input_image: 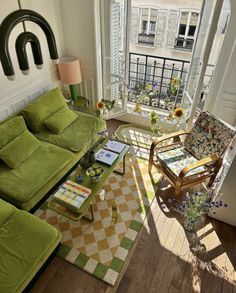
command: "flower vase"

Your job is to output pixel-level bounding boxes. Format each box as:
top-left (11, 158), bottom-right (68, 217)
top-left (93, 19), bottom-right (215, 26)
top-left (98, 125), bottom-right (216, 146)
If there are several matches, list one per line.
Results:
top-left (133, 102), bottom-right (141, 113)
top-left (186, 231), bottom-right (206, 255)
top-left (185, 215), bottom-right (206, 255)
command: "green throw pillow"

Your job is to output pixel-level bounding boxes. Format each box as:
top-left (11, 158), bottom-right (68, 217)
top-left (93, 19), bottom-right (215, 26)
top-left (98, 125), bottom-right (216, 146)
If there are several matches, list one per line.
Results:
top-left (0, 116), bottom-right (27, 149)
top-left (0, 130), bottom-right (40, 169)
top-left (22, 87), bottom-right (67, 133)
top-left (43, 107), bottom-right (78, 134)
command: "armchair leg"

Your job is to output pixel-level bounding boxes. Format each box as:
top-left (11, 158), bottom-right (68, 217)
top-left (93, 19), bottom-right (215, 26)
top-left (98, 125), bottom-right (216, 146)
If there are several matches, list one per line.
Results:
top-left (175, 186), bottom-right (182, 201)
top-left (148, 161), bottom-right (152, 173)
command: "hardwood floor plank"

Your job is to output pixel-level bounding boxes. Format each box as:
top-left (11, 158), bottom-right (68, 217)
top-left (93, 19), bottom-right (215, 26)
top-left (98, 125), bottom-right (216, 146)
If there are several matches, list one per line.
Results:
top-left (30, 257), bottom-right (63, 293)
top-left (169, 285), bottom-right (180, 293)
top-left (157, 225), bottom-right (187, 293)
top-left (148, 219), bottom-right (181, 293)
top-left (116, 201), bottom-right (167, 292)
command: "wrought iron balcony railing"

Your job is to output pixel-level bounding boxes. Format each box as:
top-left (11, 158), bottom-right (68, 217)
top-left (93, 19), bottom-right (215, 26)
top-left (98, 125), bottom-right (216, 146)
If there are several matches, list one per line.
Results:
top-left (128, 52), bottom-right (190, 110)
top-left (127, 52), bottom-right (215, 111)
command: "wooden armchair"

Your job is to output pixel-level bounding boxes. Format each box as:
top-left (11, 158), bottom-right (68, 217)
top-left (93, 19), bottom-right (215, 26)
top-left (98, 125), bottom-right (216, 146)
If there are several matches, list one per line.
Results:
top-left (149, 112), bottom-right (235, 200)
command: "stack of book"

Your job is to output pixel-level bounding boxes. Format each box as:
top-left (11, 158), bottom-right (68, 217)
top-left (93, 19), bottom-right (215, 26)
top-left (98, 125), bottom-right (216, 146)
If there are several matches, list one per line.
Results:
top-left (95, 139), bottom-right (127, 166)
top-left (52, 180), bottom-right (91, 212)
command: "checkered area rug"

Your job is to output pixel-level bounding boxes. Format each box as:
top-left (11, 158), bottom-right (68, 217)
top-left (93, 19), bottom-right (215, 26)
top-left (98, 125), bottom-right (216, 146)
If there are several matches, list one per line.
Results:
top-left (35, 155), bottom-right (160, 285)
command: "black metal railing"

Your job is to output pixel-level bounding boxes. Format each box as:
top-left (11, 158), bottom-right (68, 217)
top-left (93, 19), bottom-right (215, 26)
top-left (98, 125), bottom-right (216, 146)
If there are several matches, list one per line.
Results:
top-left (128, 52), bottom-right (190, 109)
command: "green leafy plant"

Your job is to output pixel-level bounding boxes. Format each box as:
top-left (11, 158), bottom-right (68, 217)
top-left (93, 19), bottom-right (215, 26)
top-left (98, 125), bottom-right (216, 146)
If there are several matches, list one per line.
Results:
top-left (169, 191), bottom-right (227, 233)
top-left (149, 110), bottom-right (161, 134)
top-left (95, 99), bottom-right (116, 118)
top-left (167, 78), bottom-right (182, 96)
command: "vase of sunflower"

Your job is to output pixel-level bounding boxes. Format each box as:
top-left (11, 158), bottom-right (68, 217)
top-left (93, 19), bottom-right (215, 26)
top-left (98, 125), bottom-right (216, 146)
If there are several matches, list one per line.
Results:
top-left (96, 99), bottom-right (116, 118)
top-left (173, 107), bottom-right (184, 130)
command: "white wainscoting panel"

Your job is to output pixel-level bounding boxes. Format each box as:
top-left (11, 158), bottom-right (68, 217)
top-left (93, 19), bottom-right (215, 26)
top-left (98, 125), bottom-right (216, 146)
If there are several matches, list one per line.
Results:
top-left (0, 68), bottom-right (60, 122)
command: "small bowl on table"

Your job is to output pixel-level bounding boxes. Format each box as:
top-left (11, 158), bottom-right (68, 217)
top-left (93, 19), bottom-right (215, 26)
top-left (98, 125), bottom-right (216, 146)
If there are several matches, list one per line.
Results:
top-left (86, 166), bottom-right (104, 182)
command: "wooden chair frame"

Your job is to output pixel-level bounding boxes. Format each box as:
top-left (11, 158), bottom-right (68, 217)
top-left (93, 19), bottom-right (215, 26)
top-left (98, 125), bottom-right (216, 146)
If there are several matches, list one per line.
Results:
top-left (148, 130), bottom-right (223, 200)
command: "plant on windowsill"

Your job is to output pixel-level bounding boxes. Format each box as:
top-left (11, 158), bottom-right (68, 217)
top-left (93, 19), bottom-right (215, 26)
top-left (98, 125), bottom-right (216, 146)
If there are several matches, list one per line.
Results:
top-left (149, 110), bottom-right (162, 136)
top-left (127, 82), bottom-right (159, 112)
top-left (95, 99), bottom-right (116, 119)
top-left (169, 191), bottom-right (228, 255)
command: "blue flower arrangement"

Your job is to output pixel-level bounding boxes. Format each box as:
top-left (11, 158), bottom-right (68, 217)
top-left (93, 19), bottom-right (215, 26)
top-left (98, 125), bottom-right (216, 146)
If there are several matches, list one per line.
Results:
top-left (169, 191), bottom-right (227, 233)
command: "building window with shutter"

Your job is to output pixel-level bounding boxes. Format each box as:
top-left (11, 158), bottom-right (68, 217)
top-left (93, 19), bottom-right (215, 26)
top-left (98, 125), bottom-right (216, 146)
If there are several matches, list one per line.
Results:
top-left (138, 8), bottom-right (158, 45)
top-left (175, 11), bottom-right (199, 51)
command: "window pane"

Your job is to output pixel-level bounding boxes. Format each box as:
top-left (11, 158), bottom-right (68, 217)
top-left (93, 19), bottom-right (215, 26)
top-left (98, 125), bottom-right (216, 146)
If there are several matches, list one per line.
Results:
top-left (179, 24), bottom-right (186, 35)
top-left (150, 9), bottom-right (157, 21)
top-left (190, 12), bottom-right (199, 25)
top-left (176, 38), bottom-right (184, 47)
top-left (188, 25), bottom-right (196, 36)
top-left (150, 21), bottom-right (156, 33)
top-left (180, 12), bottom-right (189, 24)
top-left (142, 8), bottom-right (149, 18)
top-left (186, 38), bottom-right (194, 49)
top-left (142, 20), bottom-right (148, 33)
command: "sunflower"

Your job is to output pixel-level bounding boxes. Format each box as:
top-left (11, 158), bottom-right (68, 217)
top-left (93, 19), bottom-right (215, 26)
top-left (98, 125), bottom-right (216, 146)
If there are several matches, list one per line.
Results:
top-left (96, 101), bottom-right (105, 110)
top-left (174, 107), bottom-right (184, 118)
top-left (172, 78), bottom-right (179, 85)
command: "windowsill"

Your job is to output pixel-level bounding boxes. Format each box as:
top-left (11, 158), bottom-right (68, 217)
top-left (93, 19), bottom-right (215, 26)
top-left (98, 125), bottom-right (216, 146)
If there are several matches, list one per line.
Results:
top-left (114, 101), bottom-right (186, 133)
top-left (174, 47), bottom-right (193, 52)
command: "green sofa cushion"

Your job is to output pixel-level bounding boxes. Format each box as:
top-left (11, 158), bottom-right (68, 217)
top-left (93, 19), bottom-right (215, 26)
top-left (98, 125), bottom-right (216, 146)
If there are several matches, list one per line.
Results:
top-left (0, 116), bottom-right (27, 149)
top-left (0, 141), bottom-right (74, 210)
top-left (44, 106), bottom-right (78, 134)
top-left (0, 131), bottom-right (40, 169)
top-left (0, 199), bottom-right (61, 293)
top-left (36, 111), bottom-right (106, 152)
top-left (22, 87), bottom-right (67, 133)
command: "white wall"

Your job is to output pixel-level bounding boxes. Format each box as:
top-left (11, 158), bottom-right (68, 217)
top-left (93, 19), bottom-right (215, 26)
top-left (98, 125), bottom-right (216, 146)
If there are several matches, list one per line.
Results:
top-left (59, 0), bottom-right (98, 110)
top-left (0, 0), bottom-right (65, 121)
top-left (205, 0), bottom-right (236, 126)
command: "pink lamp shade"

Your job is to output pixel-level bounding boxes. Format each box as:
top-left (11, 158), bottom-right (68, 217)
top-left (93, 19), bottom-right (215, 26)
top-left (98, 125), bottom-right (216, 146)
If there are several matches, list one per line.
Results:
top-left (58, 56), bottom-right (82, 85)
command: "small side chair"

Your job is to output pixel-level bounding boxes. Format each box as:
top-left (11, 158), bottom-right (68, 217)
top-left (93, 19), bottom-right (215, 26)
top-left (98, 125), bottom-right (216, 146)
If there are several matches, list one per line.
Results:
top-left (148, 111), bottom-right (235, 200)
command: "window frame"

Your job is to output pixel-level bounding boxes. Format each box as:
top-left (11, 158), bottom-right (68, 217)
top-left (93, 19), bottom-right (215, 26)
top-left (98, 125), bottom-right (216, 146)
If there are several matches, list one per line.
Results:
top-left (175, 10), bottom-right (200, 51)
top-left (138, 7), bottom-right (158, 45)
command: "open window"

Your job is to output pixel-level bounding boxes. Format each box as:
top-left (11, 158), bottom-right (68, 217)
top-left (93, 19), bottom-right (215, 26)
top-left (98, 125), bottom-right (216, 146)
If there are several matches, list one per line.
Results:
top-left (175, 11), bottom-right (199, 51)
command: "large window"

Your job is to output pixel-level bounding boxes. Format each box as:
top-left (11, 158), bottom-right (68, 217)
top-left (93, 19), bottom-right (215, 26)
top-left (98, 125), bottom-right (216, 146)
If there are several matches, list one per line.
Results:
top-left (175, 11), bottom-right (199, 51)
top-left (138, 8), bottom-right (157, 45)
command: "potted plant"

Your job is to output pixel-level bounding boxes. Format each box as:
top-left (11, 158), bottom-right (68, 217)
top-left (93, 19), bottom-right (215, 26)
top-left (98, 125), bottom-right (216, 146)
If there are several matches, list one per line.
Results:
top-left (169, 191), bottom-right (227, 255)
top-left (149, 110), bottom-right (161, 135)
top-left (95, 99), bottom-right (116, 118)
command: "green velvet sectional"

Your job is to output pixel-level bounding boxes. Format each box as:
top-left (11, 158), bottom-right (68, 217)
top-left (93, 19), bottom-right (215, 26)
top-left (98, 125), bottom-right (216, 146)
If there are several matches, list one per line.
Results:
top-left (0, 87), bottom-right (106, 292)
top-left (0, 87), bottom-right (106, 211)
top-left (0, 199), bottom-right (61, 293)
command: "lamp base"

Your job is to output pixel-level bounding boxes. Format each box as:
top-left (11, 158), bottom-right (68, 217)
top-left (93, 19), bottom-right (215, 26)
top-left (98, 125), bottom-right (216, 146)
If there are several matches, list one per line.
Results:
top-left (69, 84), bottom-right (78, 100)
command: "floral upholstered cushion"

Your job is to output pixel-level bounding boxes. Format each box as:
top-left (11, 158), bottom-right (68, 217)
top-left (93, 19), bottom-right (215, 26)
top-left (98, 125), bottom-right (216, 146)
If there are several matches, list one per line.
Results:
top-left (157, 147), bottom-right (206, 177)
top-left (185, 112), bottom-right (235, 159)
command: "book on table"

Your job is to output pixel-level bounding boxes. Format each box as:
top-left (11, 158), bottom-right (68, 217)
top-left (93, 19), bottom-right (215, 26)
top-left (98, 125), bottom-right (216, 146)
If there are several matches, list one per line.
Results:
top-left (52, 180), bottom-right (91, 212)
top-left (103, 139), bottom-right (127, 154)
top-left (95, 148), bottom-right (119, 166)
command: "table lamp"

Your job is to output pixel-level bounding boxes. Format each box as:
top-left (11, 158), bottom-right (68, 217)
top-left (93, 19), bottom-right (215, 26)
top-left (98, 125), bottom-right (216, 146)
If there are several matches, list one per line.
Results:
top-left (58, 56), bottom-right (82, 100)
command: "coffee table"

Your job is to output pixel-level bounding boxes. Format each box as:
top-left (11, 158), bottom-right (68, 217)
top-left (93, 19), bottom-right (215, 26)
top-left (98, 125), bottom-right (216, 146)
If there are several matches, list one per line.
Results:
top-left (48, 138), bottom-right (131, 221)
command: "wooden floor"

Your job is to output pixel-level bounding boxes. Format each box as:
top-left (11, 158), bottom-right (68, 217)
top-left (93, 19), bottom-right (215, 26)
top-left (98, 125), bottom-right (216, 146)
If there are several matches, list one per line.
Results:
top-left (31, 119), bottom-right (236, 293)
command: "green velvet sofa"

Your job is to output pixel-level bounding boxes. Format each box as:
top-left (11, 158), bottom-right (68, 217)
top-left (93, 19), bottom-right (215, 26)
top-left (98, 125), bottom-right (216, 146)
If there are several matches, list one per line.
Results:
top-left (0, 198), bottom-right (61, 293)
top-left (0, 87), bottom-right (106, 211)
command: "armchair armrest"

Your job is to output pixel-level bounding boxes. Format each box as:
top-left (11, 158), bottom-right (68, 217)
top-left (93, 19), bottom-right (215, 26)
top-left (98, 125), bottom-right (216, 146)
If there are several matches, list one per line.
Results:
top-left (178, 155), bottom-right (222, 180)
top-left (151, 130), bottom-right (189, 147)
top-left (149, 130), bottom-right (189, 170)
